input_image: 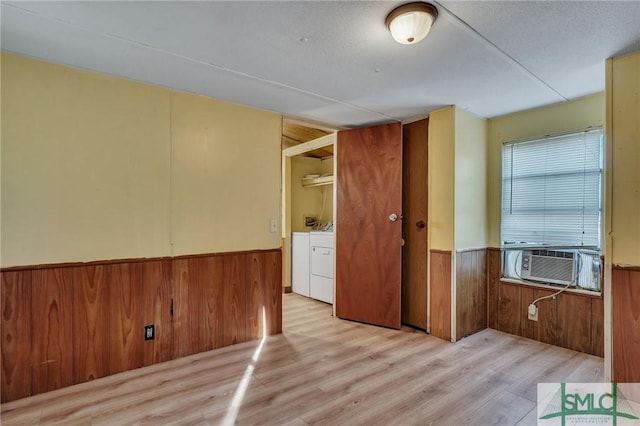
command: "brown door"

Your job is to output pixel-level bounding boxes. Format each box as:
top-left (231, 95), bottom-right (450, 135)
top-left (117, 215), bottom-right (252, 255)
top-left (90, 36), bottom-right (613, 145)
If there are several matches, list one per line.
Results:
top-left (401, 118), bottom-right (428, 329)
top-left (336, 122), bottom-right (402, 329)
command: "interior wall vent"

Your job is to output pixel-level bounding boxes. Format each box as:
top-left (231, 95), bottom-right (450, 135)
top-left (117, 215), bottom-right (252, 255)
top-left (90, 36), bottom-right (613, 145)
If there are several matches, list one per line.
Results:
top-left (520, 249), bottom-right (576, 285)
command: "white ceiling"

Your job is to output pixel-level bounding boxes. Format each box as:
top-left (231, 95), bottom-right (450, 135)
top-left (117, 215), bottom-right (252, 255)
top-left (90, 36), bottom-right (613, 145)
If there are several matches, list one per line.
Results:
top-left (2, 1), bottom-right (639, 128)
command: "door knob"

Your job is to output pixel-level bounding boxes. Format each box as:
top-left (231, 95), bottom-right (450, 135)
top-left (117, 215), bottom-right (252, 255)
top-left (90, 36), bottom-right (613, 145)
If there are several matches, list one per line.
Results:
top-left (416, 220), bottom-right (426, 229)
top-left (389, 213), bottom-right (398, 222)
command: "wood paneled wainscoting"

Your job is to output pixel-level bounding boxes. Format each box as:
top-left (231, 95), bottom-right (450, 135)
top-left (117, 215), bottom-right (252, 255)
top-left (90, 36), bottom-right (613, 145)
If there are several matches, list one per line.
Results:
top-left (486, 248), bottom-right (603, 357)
top-left (430, 249), bottom-right (489, 342)
top-left (456, 249), bottom-right (488, 340)
top-left (0, 249), bottom-right (282, 403)
top-left (429, 250), bottom-right (451, 341)
top-left (612, 265), bottom-right (640, 383)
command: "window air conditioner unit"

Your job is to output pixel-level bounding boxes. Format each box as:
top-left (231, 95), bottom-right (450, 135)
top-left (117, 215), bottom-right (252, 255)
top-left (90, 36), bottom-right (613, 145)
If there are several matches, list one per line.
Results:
top-left (521, 250), bottom-right (577, 286)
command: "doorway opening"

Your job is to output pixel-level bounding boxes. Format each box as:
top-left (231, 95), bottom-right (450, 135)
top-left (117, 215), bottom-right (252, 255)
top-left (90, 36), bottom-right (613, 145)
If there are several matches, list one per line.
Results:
top-left (281, 118), bottom-right (338, 326)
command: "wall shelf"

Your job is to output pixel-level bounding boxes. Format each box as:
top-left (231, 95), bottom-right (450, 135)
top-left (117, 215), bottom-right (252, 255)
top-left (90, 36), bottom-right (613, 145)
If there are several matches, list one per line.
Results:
top-left (302, 175), bottom-right (333, 187)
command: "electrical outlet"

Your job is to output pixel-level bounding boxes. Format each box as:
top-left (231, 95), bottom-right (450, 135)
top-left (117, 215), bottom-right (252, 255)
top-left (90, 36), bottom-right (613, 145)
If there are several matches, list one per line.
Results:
top-left (144, 324), bottom-right (155, 341)
top-left (270, 218), bottom-right (278, 233)
top-left (527, 304), bottom-right (538, 322)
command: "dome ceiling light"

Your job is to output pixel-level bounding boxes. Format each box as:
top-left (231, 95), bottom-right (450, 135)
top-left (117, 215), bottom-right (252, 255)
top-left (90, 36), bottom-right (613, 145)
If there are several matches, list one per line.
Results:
top-left (386, 2), bottom-right (438, 45)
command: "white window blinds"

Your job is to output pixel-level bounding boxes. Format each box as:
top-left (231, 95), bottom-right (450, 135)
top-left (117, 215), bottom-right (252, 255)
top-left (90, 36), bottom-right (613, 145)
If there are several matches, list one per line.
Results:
top-left (501, 129), bottom-right (603, 248)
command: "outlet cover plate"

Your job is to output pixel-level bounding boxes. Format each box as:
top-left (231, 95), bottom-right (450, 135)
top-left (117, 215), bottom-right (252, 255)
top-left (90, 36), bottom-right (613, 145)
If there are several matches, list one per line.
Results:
top-left (527, 306), bottom-right (538, 322)
top-left (144, 324), bottom-right (155, 341)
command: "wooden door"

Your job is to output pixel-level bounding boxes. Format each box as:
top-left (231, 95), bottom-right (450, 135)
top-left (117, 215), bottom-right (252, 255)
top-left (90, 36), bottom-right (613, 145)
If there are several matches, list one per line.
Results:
top-left (336, 122), bottom-right (402, 329)
top-left (401, 118), bottom-right (428, 329)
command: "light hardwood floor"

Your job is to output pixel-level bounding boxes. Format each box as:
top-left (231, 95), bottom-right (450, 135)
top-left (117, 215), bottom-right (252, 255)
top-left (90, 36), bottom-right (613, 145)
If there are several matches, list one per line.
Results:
top-left (1, 293), bottom-right (604, 425)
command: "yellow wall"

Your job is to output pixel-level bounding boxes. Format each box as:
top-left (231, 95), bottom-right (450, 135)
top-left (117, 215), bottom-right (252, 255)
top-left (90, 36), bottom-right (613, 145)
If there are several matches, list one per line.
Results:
top-left (1, 53), bottom-right (172, 265)
top-left (454, 108), bottom-right (488, 249)
top-left (1, 53), bottom-right (281, 267)
top-left (486, 94), bottom-right (605, 247)
top-left (428, 106), bottom-right (455, 251)
top-left (428, 106), bottom-right (488, 251)
top-left (606, 52), bottom-right (640, 266)
top-left (170, 92), bottom-right (281, 255)
top-left (320, 157), bottom-right (334, 224)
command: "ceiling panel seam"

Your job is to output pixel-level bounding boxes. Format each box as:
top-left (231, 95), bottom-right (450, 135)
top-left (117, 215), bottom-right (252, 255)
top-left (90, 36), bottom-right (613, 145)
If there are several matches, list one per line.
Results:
top-left (2, 2), bottom-right (402, 124)
top-left (434, 1), bottom-right (568, 103)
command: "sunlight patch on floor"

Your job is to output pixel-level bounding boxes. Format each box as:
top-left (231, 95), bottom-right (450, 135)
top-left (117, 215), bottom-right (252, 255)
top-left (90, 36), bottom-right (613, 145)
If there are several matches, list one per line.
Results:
top-left (221, 306), bottom-right (267, 426)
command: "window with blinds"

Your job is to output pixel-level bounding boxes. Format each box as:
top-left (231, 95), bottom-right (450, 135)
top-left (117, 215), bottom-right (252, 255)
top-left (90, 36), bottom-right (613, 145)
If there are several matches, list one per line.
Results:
top-left (501, 128), bottom-right (603, 248)
top-left (500, 128), bottom-right (603, 291)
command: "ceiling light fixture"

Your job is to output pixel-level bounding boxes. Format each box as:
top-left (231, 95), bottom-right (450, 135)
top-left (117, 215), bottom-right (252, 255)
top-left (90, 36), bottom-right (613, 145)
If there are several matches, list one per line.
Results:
top-left (386, 2), bottom-right (438, 45)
